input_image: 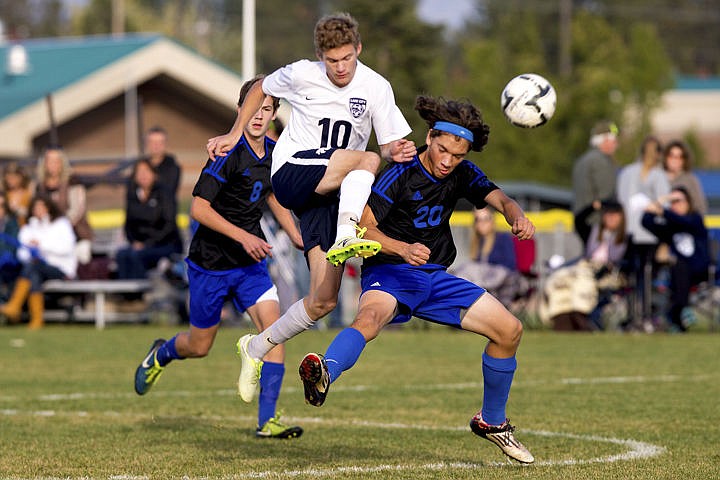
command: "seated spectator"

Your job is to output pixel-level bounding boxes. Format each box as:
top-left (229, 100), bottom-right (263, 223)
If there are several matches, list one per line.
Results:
top-left (454, 207), bottom-right (523, 307)
top-left (616, 135), bottom-right (670, 330)
top-left (35, 146), bottom-right (94, 264)
top-left (642, 187), bottom-right (710, 332)
top-left (575, 200), bottom-right (629, 329)
top-left (0, 195), bottom-right (77, 329)
top-left (576, 200), bottom-right (628, 273)
top-left (116, 159), bottom-right (182, 280)
top-left (2, 162), bottom-right (33, 226)
top-left (0, 195), bottom-right (21, 303)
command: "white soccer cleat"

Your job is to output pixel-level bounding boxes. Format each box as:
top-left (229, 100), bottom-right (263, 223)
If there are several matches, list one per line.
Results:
top-left (235, 334), bottom-right (263, 403)
top-left (469, 412), bottom-right (535, 464)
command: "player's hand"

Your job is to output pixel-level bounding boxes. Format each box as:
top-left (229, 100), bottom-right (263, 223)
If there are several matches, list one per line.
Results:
top-left (402, 242), bottom-right (430, 266)
top-left (238, 232), bottom-right (273, 262)
top-left (290, 232), bottom-right (304, 251)
top-left (511, 217), bottom-right (535, 240)
top-left (390, 139), bottom-right (417, 163)
top-left (206, 133), bottom-right (239, 159)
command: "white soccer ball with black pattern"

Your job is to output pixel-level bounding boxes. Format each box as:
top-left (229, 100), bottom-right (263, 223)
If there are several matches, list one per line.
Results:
top-left (501, 73), bottom-right (557, 128)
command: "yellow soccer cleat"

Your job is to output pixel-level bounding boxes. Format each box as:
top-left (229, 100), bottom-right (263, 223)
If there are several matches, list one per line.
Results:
top-left (326, 226), bottom-right (381, 266)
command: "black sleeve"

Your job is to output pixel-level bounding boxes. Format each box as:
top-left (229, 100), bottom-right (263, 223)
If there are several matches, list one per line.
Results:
top-left (192, 157), bottom-right (229, 203)
top-left (641, 211), bottom-right (669, 242)
top-left (463, 162), bottom-right (499, 209)
top-left (369, 163), bottom-right (404, 224)
top-left (166, 156), bottom-right (181, 196)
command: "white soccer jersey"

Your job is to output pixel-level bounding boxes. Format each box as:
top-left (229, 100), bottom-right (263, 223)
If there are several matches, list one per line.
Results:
top-left (262, 59), bottom-right (411, 176)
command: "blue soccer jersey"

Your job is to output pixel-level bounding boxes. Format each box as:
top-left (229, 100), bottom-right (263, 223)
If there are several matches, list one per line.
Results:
top-left (367, 150), bottom-right (498, 267)
top-left (188, 135), bottom-right (275, 270)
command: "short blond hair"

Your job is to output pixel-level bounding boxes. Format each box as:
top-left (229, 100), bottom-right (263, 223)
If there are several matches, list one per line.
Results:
top-left (314, 12), bottom-right (360, 57)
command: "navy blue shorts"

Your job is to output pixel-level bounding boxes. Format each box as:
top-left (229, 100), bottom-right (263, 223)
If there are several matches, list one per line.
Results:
top-left (272, 149), bottom-right (340, 254)
top-left (360, 263), bottom-right (487, 327)
top-left (271, 148), bottom-right (336, 211)
top-left (186, 258), bottom-right (276, 329)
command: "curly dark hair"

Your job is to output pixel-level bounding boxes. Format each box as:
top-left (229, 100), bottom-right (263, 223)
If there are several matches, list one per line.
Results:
top-left (414, 95), bottom-right (490, 152)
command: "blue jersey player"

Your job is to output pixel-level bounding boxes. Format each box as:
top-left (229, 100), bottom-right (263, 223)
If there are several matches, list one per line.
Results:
top-left (298, 96), bottom-right (536, 463)
top-left (134, 76), bottom-right (305, 439)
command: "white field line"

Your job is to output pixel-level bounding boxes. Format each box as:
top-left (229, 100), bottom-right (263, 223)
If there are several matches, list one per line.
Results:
top-left (0, 410), bottom-right (666, 477)
top-left (0, 373), bottom-right (712, 403)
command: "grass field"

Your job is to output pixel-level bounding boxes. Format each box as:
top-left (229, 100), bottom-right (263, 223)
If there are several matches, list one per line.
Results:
top-left (1, 323), bottom-right (719, 479)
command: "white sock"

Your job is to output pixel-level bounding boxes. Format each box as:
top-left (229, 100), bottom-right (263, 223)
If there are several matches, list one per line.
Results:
top-left (335, 169), bottom-right (375, 241)
top-left (247, 299), bottom-right (314, 359)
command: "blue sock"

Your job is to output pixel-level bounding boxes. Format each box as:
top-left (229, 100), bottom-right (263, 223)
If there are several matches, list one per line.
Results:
top-left (155, 335), bottom-right (184, 367)
top-left (324, 328), bottom-right (366, 384)
top-left (481, 352), bottom-right (517, 425)
top-left (258, 361), bottom-right (285, 428)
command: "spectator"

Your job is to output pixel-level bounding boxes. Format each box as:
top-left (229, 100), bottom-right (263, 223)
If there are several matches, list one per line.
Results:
top-left (2, 162), bottom-right (33, 226)
top-left (0, 196), bottom-right (21, 303)
top-left (116, 159), bottom-right (182, 280)
top-left (663, 140), bottom-right (708, 216)
top-left (143, 126), bottom-right (181, 207)
top-left (616, 136), bottom-right (671, 330)
top-left (454, 207), bottom-right (523, 307)
top-left (571, 121), bottom-right (619, 244)
top-left (580, 200), bottom-right (628, 270)
top-left (35, 146), bottom-right (94, 264)
top-left (0, 195), bottom-right (77, 329)
top-left (642, 187), bottom-right (709, 332)
top-left (575, 200), bottom-right (629, 329)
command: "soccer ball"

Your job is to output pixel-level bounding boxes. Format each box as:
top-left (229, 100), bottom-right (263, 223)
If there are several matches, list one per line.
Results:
top-left (501, 73), bottom-right (557, 128)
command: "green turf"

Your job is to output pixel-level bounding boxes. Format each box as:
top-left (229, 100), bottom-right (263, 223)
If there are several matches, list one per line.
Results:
top-left (1, 324), bottom-right (718, 479)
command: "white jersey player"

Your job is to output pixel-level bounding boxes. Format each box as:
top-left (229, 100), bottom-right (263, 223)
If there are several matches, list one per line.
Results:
top-left (264, 58), bottom-right (410, 176)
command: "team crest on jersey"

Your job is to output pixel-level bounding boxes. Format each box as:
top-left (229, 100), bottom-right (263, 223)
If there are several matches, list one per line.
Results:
top-left (349, 97), bottom-right (367, 118)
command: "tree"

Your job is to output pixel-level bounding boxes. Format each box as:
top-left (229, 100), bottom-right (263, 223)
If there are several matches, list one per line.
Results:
top-left (588, 0), bottom-right (720, 76)
top-left (447, 1), bottom-right (673, 185)
top-left (0, 0), bottom-right (68, 38)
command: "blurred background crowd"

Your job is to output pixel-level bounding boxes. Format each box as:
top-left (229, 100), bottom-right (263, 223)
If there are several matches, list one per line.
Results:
top-left (1, 0), bottom-right (720, 332)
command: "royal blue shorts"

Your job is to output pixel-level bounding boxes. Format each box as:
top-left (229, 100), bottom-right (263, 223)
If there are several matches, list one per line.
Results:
top-left (360, 263), bottom-right (487, 327)
top-left (186, 258), bottom-right (275, 329)
top-left (272, 148), bottom-right (340, 254)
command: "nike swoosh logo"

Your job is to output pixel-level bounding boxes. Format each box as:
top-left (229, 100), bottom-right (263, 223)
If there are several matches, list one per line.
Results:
top-left (305, 96), bottom-right (312, 100)
top-left (141, 353), bottom-right (154, 368)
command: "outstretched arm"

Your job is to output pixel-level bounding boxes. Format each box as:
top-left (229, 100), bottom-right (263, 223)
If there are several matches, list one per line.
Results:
top-left (484, 189), bottom-right (535, 240)
top-left (206, 81), bottom-right (266, 158)
top-left (266, 193), bottom-right (303, 250)
top-left (359, 205), bottom-right (430, 266)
